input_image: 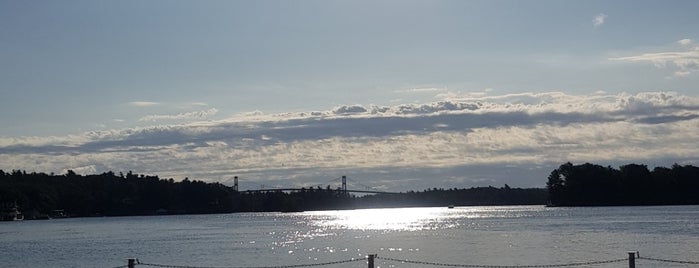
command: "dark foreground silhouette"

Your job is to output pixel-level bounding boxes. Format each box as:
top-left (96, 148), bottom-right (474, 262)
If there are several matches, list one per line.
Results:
top-left (547, 163), bottom-right (699, 206)
top-left (0, 170), bottom-right (546, 218)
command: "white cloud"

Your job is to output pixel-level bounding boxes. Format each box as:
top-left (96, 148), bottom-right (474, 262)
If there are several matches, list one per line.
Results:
top-left (592, 13), bottom-right (607, 28)
top-left (138, 108), bottom-right (219, 122)
top-left (128, 101), bottom-right (160, 107)
top-left (674, 70), bottom-right (691, 77)
top-left (394, 87), bottom-right (448, 93)
top-left (2, 92), bottom-right (698, 190)
top-left (62, 165), bottom-right (97, 175)
top-left (678, 38), bottom-right (693, 46)
top-left (610, 41), bottom-right (699, 77)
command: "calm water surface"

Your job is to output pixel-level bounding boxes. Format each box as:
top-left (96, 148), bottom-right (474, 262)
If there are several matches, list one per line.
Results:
top-left (1, 206), bottom-right (698, 268)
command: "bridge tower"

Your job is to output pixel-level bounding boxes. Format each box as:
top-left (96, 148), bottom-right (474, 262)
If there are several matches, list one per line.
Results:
top-left (233, 176), bottom-right (239, 192)
top-left (341, 175), bottom-right (347, 194)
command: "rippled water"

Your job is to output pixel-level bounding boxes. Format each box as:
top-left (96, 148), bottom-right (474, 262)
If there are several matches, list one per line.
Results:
top-left (1, 205), bottom-right (698, 268)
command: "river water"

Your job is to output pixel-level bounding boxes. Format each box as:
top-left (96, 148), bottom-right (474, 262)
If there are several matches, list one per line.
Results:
top-left (1, 205), bottom-right (698, 268)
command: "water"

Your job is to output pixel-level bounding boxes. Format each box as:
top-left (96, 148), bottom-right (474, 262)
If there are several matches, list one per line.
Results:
top-left (1, 206), bottom-right (698, 268)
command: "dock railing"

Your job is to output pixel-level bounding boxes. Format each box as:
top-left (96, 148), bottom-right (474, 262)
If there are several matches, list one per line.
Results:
top-left (113, 251), bottom-right (699, 268)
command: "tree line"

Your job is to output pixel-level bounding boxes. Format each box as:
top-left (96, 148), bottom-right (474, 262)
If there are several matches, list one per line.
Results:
top-left (0, 170), bottom-right (546, 219)
top-left (0, 170), bottom-right (234, 219)
top-left (5, 161), bottom-right (693, 218)
top-left (547, 162), bottom-right (699, 206)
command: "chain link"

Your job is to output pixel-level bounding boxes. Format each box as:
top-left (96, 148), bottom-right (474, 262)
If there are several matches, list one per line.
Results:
top-left (376, 256), bottom-right (628, 268)
top-left (120, 254), bottom-right (699, 268)
top-left (137, 258), bottom-right (365, 268)
top-left (638, 256), bottom-right (699, 265)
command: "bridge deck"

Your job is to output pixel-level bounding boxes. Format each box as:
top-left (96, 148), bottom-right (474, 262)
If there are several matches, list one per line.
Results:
top-left (242, 188), bottom-right (399, 194)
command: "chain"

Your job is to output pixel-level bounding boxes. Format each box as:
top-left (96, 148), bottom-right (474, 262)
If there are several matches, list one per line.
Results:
top-left (638, 256), bottom-right (699, 265)
top-left (376, 256), bottom-right (628, 268)
top-left (137, 258), bottom-right (364, 268)
top-left (123, 254), bottom-right (699, 268)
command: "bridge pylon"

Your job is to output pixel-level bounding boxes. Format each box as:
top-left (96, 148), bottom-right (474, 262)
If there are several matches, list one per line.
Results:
top-left (341, 175), bottom-right (347, 195)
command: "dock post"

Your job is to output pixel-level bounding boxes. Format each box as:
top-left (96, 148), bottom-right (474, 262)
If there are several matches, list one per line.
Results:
top-left (128, 258), bottom-right (137, 268)
top-left (628, 252), bottom-right (635, 268)
top-left (368, 254), bottom-right (376, 268)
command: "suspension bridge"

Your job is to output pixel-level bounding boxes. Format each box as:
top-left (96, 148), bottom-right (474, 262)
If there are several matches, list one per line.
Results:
top-left (232, 175), bottom-right (400, 195)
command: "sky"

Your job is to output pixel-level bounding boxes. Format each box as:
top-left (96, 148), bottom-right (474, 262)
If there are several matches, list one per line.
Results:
top-left (1, 0), bottom-right (698, 191)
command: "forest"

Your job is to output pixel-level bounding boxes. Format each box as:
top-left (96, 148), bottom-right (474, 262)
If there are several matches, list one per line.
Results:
top-left (0, 170), bottom-right (546, 219)
top-left (547, 162), bottom-right (699, 206)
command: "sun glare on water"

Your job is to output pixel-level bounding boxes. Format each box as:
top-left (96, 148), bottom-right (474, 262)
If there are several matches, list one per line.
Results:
top-left (303, 207), bottom-right (466, 231)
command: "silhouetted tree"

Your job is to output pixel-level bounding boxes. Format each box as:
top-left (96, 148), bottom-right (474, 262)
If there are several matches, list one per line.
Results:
top-left (547, 162), bottom-right (699, 206)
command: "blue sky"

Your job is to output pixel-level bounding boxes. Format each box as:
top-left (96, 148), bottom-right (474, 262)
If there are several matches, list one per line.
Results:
top-left (1, 1), bottom-right (698, 191)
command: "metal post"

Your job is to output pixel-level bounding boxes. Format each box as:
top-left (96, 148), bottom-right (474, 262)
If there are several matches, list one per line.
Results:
top-left (128, 258), bottom-right (137, 268)
top-left (628, 252), bottom-right (636, 268)
top-left (234, 176), bottom-right (239, 192)
top-left (368, 254), bottom-right (376, 268)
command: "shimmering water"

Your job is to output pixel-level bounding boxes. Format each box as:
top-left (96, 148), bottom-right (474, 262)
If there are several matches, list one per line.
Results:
top-left (1, 206), bottom-right (698, 268)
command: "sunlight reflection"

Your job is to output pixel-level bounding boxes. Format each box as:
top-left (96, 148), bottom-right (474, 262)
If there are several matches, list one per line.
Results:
top-left (303, 207), bottom-right (461, 231)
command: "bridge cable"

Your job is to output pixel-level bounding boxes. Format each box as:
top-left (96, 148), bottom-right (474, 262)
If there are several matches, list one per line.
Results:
top-left (345, 177), bottom-right (380, 191)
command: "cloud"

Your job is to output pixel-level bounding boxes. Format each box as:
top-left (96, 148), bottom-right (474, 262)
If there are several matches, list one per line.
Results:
top-left (592, 13), bottom-right (607, 28)
top-left (62, 165), bottom-right (97, 175)
top-left (138, 108), bottom-right (219, 122)
top-left (2, 92), bottom-right (698, 191)
top-left (610, 40), bottom-right (699, 77)
top-left (678, 38), bottom-right (693, 46)
top-left (332, 105), bottom-right (368, 115)
top-left (394, 87), bottom-right (448, 93)
top-left (128, 101), bottom-right (160, 107)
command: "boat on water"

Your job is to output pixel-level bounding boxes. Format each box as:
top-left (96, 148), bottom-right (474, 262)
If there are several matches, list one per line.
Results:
top-left (1, 202), bottom-right (24, 221)
top-left (49, 209), bottom-right (68, 218)
top-left (448, 205), bottom-right (455, 209)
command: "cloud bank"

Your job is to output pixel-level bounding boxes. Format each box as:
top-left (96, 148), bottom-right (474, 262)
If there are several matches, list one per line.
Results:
top-left (2, 91), bottom-right (698, 191)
